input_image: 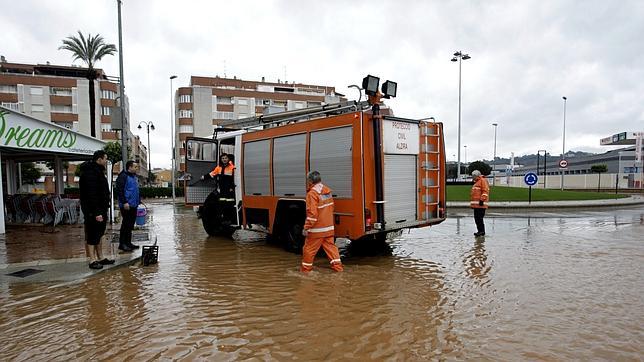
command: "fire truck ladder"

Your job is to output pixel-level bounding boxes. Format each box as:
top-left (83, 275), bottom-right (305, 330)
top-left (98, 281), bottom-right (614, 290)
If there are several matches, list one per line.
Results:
top-left (216, 100), bottom-right (371, 130)
top-left (420, 121), bottom-right (443, 220)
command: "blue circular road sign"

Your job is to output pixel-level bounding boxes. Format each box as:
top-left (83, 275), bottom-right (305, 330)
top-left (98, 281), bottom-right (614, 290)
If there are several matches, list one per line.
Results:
top-left (524, 172), bottom-right (538, 186)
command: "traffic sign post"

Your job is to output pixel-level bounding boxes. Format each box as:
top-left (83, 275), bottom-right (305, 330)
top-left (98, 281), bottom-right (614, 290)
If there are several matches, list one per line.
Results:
top-left (524, 172), bottom-right (539, 204)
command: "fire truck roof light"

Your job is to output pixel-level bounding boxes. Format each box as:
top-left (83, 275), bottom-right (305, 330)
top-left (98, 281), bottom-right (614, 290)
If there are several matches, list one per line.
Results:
top-left (362, 75), bottom-right (380, 96)
top-left (382, 80), bottom-right (397, 99)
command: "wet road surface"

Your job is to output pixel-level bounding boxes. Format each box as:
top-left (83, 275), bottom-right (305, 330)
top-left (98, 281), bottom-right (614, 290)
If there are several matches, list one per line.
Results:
top-left (1, 204), bottom-right (642, 360)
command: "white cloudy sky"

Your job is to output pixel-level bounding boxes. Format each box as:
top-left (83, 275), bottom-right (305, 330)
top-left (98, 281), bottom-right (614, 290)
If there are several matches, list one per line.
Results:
top-left (3, 0), bottom-right (643, 168)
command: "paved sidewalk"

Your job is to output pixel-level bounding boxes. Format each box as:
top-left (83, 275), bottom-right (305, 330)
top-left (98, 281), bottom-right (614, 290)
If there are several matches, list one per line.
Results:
top-left (447, 195), bottom-right (644, 209)
top-left (0, 223), bottom-right (153, 284)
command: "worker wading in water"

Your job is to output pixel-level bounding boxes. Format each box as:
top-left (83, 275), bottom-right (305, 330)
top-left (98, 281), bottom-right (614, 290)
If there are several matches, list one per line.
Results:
top-left (301, 171), bottom-right (343, 272)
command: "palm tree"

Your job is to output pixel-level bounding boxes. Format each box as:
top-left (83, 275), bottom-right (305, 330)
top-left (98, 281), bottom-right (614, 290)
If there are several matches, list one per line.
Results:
top-left (59, 31), bottom-right (117, 138)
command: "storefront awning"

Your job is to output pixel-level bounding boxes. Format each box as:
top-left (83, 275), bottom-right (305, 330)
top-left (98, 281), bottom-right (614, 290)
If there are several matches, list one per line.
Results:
top-left (0, 106), bottom-right (106, 159)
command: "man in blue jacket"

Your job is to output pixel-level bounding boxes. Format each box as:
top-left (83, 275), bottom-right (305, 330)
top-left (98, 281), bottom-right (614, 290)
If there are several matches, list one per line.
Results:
top-left (115, 160), bottom-right (141, 252)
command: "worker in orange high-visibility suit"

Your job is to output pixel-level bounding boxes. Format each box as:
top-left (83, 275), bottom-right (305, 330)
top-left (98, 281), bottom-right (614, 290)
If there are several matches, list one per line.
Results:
top-left (470, 169), bottom-right (490, 237)
top-left (301, 171), bottom-right (343, 272)
top-left (201, 153), bottom-right (235, 198)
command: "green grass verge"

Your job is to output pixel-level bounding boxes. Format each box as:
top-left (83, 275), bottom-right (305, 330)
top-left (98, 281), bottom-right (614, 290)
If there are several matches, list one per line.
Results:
top-left (446, 185), bottom-right (629, 202)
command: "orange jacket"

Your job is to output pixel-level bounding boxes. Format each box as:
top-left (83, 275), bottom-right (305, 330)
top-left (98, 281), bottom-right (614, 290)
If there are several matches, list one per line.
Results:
top-left (209, 161), bottom-right (235, 178)
top-left (470, 176), bottom-right (490, 209)
top-left (304, 183), bottom-right (335, 238)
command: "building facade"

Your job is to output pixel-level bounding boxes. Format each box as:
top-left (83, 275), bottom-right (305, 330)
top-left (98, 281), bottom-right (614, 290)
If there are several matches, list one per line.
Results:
top-left (174, 76), bottom-right (344, 172)
top-left (0, 60), bottom-right (145, 176)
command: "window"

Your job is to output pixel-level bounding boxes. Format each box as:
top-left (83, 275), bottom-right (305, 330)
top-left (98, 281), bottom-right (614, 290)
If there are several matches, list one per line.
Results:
top-left (30, 87), bottom-right (44, 96)
top-left (179, 109), bottom-right (193, 118)
top-left (1, 102), bottom-right (20, 111)
top-left (101, 89), bottom-right (116, 99)
top-left (101, 106), bottom-right (111, 116)
top-left (179, 125), bottom-right (194, 133)
top-left (186, 140), bottom-right (216, 161)
top-left (101, 124), bottom-right (113, 132)
top-left (0, 85), bottom-right (18, 94)
top-left (52, 87), bottom-right (73, 96)
top-left (51, 105), bottom-right (73, 113)
top-left (215, 111), bottom-right (234, 120)
top-left (218, 96), bottom-right (232, 104)
top-left (31, 104), bottom-right (44, 112)
top-left (179, 94), bottom-right (192, 103)
top-left (236, 98), bottom-right (248, 105)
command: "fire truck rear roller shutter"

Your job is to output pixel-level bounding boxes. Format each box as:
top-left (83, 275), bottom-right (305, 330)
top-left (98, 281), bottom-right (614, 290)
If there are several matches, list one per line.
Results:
top-left (309, 126), bottom-right (353, 198)
top-left (384, 154), bottom-right (418, 224)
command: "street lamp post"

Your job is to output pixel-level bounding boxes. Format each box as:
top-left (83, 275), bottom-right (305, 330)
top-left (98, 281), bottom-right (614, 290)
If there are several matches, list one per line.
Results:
top-left (617, 151), bottom-right (623, 193)
top-left (451, 50), bottom-right (471, 180)
top-left (492, 122), bottom-right (498, 186)
top-left (561, 96), bottom-right (567, 190)
top-left (170, 75), bottom-right (177, 202)
top-left (138, 121), bottom-right (155, 184)
top-left (537, 149), bottom-right (547, 188)
top-left (464, 145), bottom-right (468, 164)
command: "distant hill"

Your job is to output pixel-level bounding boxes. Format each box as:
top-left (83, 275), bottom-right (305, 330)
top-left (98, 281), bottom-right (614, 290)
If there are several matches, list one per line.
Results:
top-left (483, 150), bottom-right (596, 166)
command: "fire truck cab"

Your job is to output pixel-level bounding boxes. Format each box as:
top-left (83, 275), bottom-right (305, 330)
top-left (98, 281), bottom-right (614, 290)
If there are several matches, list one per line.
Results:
top-left (185, 78), bottom-right (446, 251)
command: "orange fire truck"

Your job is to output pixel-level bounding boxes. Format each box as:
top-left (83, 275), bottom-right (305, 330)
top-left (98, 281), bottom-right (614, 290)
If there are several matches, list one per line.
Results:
top-left (184, 76), bottom-right (446, 251)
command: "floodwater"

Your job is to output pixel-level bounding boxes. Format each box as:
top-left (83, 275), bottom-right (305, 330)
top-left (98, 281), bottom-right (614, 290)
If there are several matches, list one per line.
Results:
top-left (1, 204), bottom-right (643, 360)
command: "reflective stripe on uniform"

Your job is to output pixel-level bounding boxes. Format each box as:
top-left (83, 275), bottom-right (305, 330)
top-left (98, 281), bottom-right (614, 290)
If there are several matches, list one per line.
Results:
top-left (306, 217), bottom-right (317, 221)
top-left (330, 259), bottom-right (341, 264)
top-left (470, 201), bottom-right (489, 205)
top-left (308, 225), bottom-right (334, 233)
top-left (317, 203), bottom-right (333, 209)
top-left (301, 262), bottom-right (313, 266)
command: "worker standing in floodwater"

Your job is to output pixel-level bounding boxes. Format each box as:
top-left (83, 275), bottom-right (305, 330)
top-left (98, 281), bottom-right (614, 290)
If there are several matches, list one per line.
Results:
top-left (301, 171), bottom-right (343, 272)
top-left (470, 169), bottom-right (490, 236)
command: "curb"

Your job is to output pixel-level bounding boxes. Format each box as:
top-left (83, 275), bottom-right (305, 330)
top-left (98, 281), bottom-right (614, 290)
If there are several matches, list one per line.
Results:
top-left (446, 195), bottom-right (644, 209)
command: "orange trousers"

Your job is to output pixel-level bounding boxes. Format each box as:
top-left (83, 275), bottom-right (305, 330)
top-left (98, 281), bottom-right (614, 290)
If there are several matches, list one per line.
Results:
top-left (300, 236), bottom-right (343, 272)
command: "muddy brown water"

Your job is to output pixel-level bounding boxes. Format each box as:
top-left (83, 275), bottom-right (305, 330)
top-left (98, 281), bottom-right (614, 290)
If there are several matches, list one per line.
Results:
top-left (1, 204), bottom-right (642, 360)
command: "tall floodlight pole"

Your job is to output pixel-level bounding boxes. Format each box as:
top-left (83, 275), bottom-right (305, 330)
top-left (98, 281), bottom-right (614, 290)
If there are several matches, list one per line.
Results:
top-left (451, 51), bottom-right (471, 179)
top-left (117, 0), bottom-right (127, 167)
top-left (561, 96), bottom-right (567, 190)
top-left (170, 75), bottom-right (177, 202)
top-left (492, 123), bottom-right (498, 186)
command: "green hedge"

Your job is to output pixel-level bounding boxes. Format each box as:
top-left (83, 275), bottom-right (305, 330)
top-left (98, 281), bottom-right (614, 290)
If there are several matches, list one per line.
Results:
top-left (64, 187), bottom-right (184, 198)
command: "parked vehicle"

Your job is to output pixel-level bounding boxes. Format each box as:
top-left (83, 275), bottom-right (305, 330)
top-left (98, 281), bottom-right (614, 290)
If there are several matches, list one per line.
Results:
top-left (185, 77), bottom-right (446, 251)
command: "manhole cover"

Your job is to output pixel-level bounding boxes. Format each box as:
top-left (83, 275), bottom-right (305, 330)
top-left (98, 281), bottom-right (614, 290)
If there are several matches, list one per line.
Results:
top-left (7, 268), bottom-right (44, 278)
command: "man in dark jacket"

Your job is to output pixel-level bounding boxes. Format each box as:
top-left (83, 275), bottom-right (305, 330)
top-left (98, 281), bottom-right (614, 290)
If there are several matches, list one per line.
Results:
top-left (79, 150), bottom-right (114, 270)
top-left (115, 160), bottom-right (141, 252)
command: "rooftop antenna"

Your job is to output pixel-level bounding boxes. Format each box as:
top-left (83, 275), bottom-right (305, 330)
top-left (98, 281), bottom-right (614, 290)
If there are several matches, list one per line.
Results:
top-left (224, 60), bottom-right (227, 78)
top-left (284, 65), bottom-right (287, 83)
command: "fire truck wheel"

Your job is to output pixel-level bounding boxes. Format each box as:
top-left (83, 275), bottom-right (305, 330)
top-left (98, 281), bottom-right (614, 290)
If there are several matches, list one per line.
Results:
top-left (200, 192), bottom-right (234, 237)
top-left (283, 223), bottom-right (304, 254)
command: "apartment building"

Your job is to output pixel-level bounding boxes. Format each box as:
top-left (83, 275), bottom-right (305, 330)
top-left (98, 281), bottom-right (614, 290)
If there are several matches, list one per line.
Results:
top-left (0, 59), bottom-right (145, 176)
top-left (175, 76), bottom-right (344, 172)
